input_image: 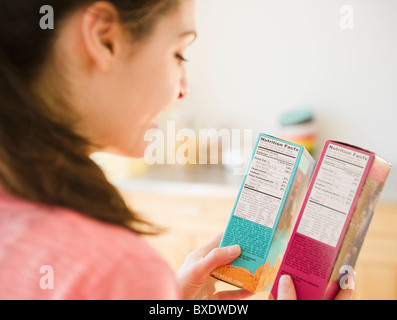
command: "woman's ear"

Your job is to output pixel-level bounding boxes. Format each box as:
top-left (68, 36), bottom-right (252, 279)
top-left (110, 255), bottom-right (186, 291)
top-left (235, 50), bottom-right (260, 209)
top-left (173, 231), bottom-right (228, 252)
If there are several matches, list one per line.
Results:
top-left (81, 1), bottom-right (122, 73)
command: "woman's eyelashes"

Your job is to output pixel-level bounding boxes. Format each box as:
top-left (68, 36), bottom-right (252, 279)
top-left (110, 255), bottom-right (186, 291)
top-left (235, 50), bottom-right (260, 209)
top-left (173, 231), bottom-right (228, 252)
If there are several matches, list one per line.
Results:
top-left (175, 53), bottom-right (188, 63)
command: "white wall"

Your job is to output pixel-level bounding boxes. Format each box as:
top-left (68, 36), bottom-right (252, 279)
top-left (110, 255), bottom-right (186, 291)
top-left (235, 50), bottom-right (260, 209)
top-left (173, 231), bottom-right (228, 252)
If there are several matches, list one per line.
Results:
top-left (175, 0), bottom-right (397, 198)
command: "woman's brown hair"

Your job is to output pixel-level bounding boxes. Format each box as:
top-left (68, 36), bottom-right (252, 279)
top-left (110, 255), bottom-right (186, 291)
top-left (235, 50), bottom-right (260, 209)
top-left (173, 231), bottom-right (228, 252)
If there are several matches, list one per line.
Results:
top-left (0, 0), bottom-right (180, 233)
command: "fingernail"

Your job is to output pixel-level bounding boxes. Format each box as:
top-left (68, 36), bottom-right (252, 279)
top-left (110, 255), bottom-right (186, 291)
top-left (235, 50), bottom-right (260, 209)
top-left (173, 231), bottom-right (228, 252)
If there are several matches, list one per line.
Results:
top-left (279, 275), bottom-right (293, 290)
top-left (228, 245), bottom-right (241, 257)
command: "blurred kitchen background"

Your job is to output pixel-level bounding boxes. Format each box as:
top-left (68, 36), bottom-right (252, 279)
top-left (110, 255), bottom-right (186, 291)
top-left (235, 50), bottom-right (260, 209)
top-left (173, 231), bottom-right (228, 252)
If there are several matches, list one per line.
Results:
top-left (92, 0), bottom-right (397, 299)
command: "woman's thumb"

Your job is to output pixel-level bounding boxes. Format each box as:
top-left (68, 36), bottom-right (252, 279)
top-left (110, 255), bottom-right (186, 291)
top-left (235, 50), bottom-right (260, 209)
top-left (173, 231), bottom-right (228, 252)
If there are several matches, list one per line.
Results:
top-left (277, 275), bottom-right (297, 300)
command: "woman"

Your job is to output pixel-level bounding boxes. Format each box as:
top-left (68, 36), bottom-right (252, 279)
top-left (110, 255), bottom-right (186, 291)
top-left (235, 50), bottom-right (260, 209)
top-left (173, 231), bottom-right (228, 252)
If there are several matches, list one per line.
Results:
top-left (0, 0), bottom-right (352, 300)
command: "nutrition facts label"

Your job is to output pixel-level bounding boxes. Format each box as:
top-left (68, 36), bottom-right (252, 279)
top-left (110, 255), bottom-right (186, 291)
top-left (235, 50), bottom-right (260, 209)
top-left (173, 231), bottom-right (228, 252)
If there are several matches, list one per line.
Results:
top-left (234, 136), bottom-right (300, 229)
top-left (297, 143), bottom-right (370, 247)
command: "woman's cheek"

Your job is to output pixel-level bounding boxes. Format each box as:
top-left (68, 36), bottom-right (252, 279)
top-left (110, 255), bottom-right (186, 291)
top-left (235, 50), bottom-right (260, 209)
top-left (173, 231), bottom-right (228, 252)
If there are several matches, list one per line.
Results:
top-left (163, 67), bottom-right (183, 105)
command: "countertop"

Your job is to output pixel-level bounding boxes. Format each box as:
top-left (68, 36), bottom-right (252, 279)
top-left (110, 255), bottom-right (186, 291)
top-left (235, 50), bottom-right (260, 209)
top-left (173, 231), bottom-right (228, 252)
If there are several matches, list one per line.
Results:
top-left (115, 164), bottom-right (396, 205)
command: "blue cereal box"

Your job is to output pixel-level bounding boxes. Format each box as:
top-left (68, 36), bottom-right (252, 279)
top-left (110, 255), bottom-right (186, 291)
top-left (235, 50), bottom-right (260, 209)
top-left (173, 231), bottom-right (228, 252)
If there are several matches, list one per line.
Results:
top-left (211, 134), bottom-right (315, 292)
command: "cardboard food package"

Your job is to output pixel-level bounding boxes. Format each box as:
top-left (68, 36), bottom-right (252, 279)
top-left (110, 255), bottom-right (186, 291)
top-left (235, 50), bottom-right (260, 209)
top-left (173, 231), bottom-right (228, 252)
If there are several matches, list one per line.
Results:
top-left (270, 141), bottom-right (391, 300)
top-left (211, 134), bottom-right (315, 292)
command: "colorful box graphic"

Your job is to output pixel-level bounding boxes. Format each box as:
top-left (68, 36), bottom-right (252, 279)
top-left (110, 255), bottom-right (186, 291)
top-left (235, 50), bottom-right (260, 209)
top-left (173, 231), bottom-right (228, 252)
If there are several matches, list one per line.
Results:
top-left (211, 134), bottom-right (315, 292)
top-left (270, 141), bottom-right (392, 300)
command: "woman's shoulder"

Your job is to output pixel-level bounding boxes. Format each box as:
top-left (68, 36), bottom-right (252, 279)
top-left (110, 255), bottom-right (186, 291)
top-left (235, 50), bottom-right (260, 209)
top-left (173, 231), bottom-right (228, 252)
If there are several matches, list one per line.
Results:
top-left (57, 209), bottom-right (181, 299)
top-left (0, 191), bottom-right (181, 299)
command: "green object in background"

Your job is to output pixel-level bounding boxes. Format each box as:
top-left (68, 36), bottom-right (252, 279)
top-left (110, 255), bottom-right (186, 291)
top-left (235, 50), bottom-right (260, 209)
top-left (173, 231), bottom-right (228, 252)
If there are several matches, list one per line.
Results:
top-left (279, 107), bottom-right (317, 156)
top-left (280, 108), bottom-right (314, 126)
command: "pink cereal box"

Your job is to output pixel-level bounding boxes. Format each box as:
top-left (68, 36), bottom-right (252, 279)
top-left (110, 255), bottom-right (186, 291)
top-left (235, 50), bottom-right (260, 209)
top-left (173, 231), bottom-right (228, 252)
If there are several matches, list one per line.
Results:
top-left (270, 141), bottom-right (392, 300)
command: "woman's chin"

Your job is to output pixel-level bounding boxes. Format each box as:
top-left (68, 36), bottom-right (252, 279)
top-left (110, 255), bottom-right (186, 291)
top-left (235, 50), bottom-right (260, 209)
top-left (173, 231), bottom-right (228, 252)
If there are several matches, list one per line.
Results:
top-left (96, 141), bottom-right (147, 159)
top-left (92, 123), bottom-right (160, 159)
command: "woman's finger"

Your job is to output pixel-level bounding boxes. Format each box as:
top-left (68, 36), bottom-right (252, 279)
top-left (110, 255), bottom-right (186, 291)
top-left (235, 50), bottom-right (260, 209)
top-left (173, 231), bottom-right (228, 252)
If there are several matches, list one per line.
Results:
top-left (192, 245), bottom-right (241, 283)
top-left (214, 289), bottom-right (255, 300)
top-left (189, 233), bottom-right (223, 261)
top-left (334, 288), bottom-right (354, 300)
top-left (277, 275), bottom-right (297, 300)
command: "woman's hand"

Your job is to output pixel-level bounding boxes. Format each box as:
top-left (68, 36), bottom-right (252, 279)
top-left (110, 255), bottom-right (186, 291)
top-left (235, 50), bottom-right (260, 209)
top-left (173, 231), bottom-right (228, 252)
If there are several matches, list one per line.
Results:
top-left (176, 233), bottom-right (255, 300)
top-left (176, 233), bottom-right (354, 300)
top-left (277, 274), bottom-right (355, 300)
